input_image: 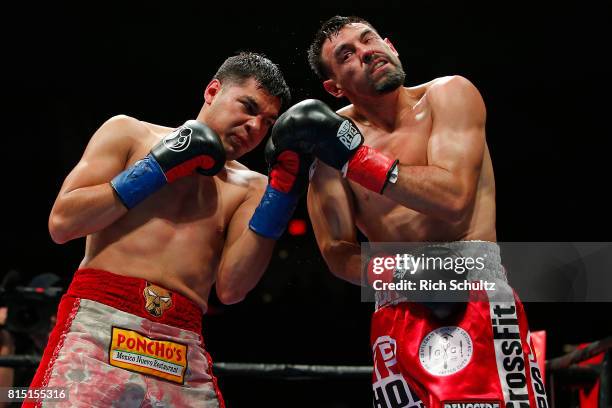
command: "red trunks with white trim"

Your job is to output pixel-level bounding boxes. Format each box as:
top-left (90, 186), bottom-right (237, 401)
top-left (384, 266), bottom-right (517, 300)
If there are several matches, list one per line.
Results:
top-left (371, 242), bottom-right (549, 408)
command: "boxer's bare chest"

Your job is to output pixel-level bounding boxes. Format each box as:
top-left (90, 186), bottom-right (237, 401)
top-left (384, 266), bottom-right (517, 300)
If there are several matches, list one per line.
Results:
top-left (121, 131), bottom-right (245, 234)
top-left (360, 102), bottom-right (432, 165)
top-left (347, 96), bottom-right (441, 241)
top-left (351, 97), bottom-right (432, 196)
top-left (89, 129), bottom-right (250, 270)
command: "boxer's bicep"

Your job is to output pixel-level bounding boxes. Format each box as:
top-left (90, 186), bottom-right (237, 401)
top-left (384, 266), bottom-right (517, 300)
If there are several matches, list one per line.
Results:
top-left (58, 115), bottom-right (142, 196)
top-left (49, 116), bottom-right (144, 242)
top-left (427, 76), bottom-right (486, 201)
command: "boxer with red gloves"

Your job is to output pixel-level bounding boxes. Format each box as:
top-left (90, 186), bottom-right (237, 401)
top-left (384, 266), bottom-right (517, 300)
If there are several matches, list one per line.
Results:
top-left (305, 16), bottom-right (548, 407)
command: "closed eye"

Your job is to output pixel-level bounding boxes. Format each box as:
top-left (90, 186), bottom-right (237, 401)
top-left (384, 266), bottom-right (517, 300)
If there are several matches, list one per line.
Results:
top-left (241, 100), bottom-right (257, 115)
top-left (360, 29), bottom-right (378, 44)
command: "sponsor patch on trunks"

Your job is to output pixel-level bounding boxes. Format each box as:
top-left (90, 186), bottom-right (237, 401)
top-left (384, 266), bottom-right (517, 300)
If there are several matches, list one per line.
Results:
top-left (419, 326), bottom-right (473, 376)
top-left (109, 327), bottom-right (187, 384)
top-left (443, 402), bottom-right (501, 408)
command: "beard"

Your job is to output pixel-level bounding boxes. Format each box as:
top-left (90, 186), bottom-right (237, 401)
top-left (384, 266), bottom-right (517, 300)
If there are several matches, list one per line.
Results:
top-left (370, 55), bottom-right (406, 94)
top-left (374, 68), bottom-right (406, 93)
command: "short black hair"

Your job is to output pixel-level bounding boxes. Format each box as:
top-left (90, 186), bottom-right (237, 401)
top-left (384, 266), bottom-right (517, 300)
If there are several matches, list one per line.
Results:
top-left (307, 16), bottom-right (377, 80)
top-left (214, 52), bottom-right (291, 111)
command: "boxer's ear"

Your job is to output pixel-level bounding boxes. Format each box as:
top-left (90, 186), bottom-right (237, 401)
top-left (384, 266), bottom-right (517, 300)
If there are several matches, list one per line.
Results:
top-left (204, 79), bottom-right (222, 104)
top-left (384, 38), bottom-right (399, 57)
top-left (323, 79), bottom-right (344, 98)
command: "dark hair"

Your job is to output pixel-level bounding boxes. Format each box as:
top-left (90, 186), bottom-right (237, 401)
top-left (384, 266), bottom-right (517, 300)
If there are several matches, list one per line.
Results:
top-left (214, 52), bottom-right (291, 111)
top-left (307, 16), bottom-right (377, 80)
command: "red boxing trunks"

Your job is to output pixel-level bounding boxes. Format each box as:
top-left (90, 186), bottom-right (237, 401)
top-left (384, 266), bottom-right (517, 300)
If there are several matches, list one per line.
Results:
top-left (25, 269), bottom-right (224, 408)
top-left (371, 242), bottom-right (549, 408)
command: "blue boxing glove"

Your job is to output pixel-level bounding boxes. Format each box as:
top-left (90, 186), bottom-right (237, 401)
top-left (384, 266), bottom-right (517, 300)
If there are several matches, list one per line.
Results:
top-left (248, 136), bottom-right (313, 239)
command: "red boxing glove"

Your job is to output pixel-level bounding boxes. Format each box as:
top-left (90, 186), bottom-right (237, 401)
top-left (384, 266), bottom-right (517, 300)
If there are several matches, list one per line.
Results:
top-left (346, 146), bottom-right (398, 194)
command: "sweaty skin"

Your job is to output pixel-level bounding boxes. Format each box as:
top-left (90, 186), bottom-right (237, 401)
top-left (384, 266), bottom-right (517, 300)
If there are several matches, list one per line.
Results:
top-left (337, 81), bottom-right (495, 243)
top-left (308, 23), bottom-right (496, 284)
top-left (49, 78), bottom-right (280, 311)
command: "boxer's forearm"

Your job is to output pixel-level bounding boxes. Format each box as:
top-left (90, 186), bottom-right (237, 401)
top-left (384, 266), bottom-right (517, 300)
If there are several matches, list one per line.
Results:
top-left (307, 166), bottom-right (361, 285)
top-left (49, 184), bottom-right (128, 244)
top-left (382, 164), bottom-right (471, 223)
top-left (215, 229), bottom-right (275, 304)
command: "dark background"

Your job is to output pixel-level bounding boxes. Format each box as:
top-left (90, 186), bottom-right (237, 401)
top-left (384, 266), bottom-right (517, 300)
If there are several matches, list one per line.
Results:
top-left (2, 2), bottom-right (611, 406)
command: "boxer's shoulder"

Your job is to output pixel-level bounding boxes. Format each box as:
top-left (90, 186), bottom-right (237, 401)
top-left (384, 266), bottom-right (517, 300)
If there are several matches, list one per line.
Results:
top-left (336, 104), bottom-right (355, 117)
top-left (219, 160), bottom-right (267, 192)
top-left (424, 76), bottom-right (482, 105)
top-left (100, 114), bottom-right (151, 136)
top-left (336, 104), bottom-right (367, 128)
top-left (139, 119), bottom-right (174, 138)
top-left (92, 115), bottom-right (162, 153)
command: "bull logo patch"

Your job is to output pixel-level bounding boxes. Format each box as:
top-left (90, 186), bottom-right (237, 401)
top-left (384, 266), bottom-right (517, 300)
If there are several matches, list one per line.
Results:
top-left (143, 283), bottom-right (173, 317)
